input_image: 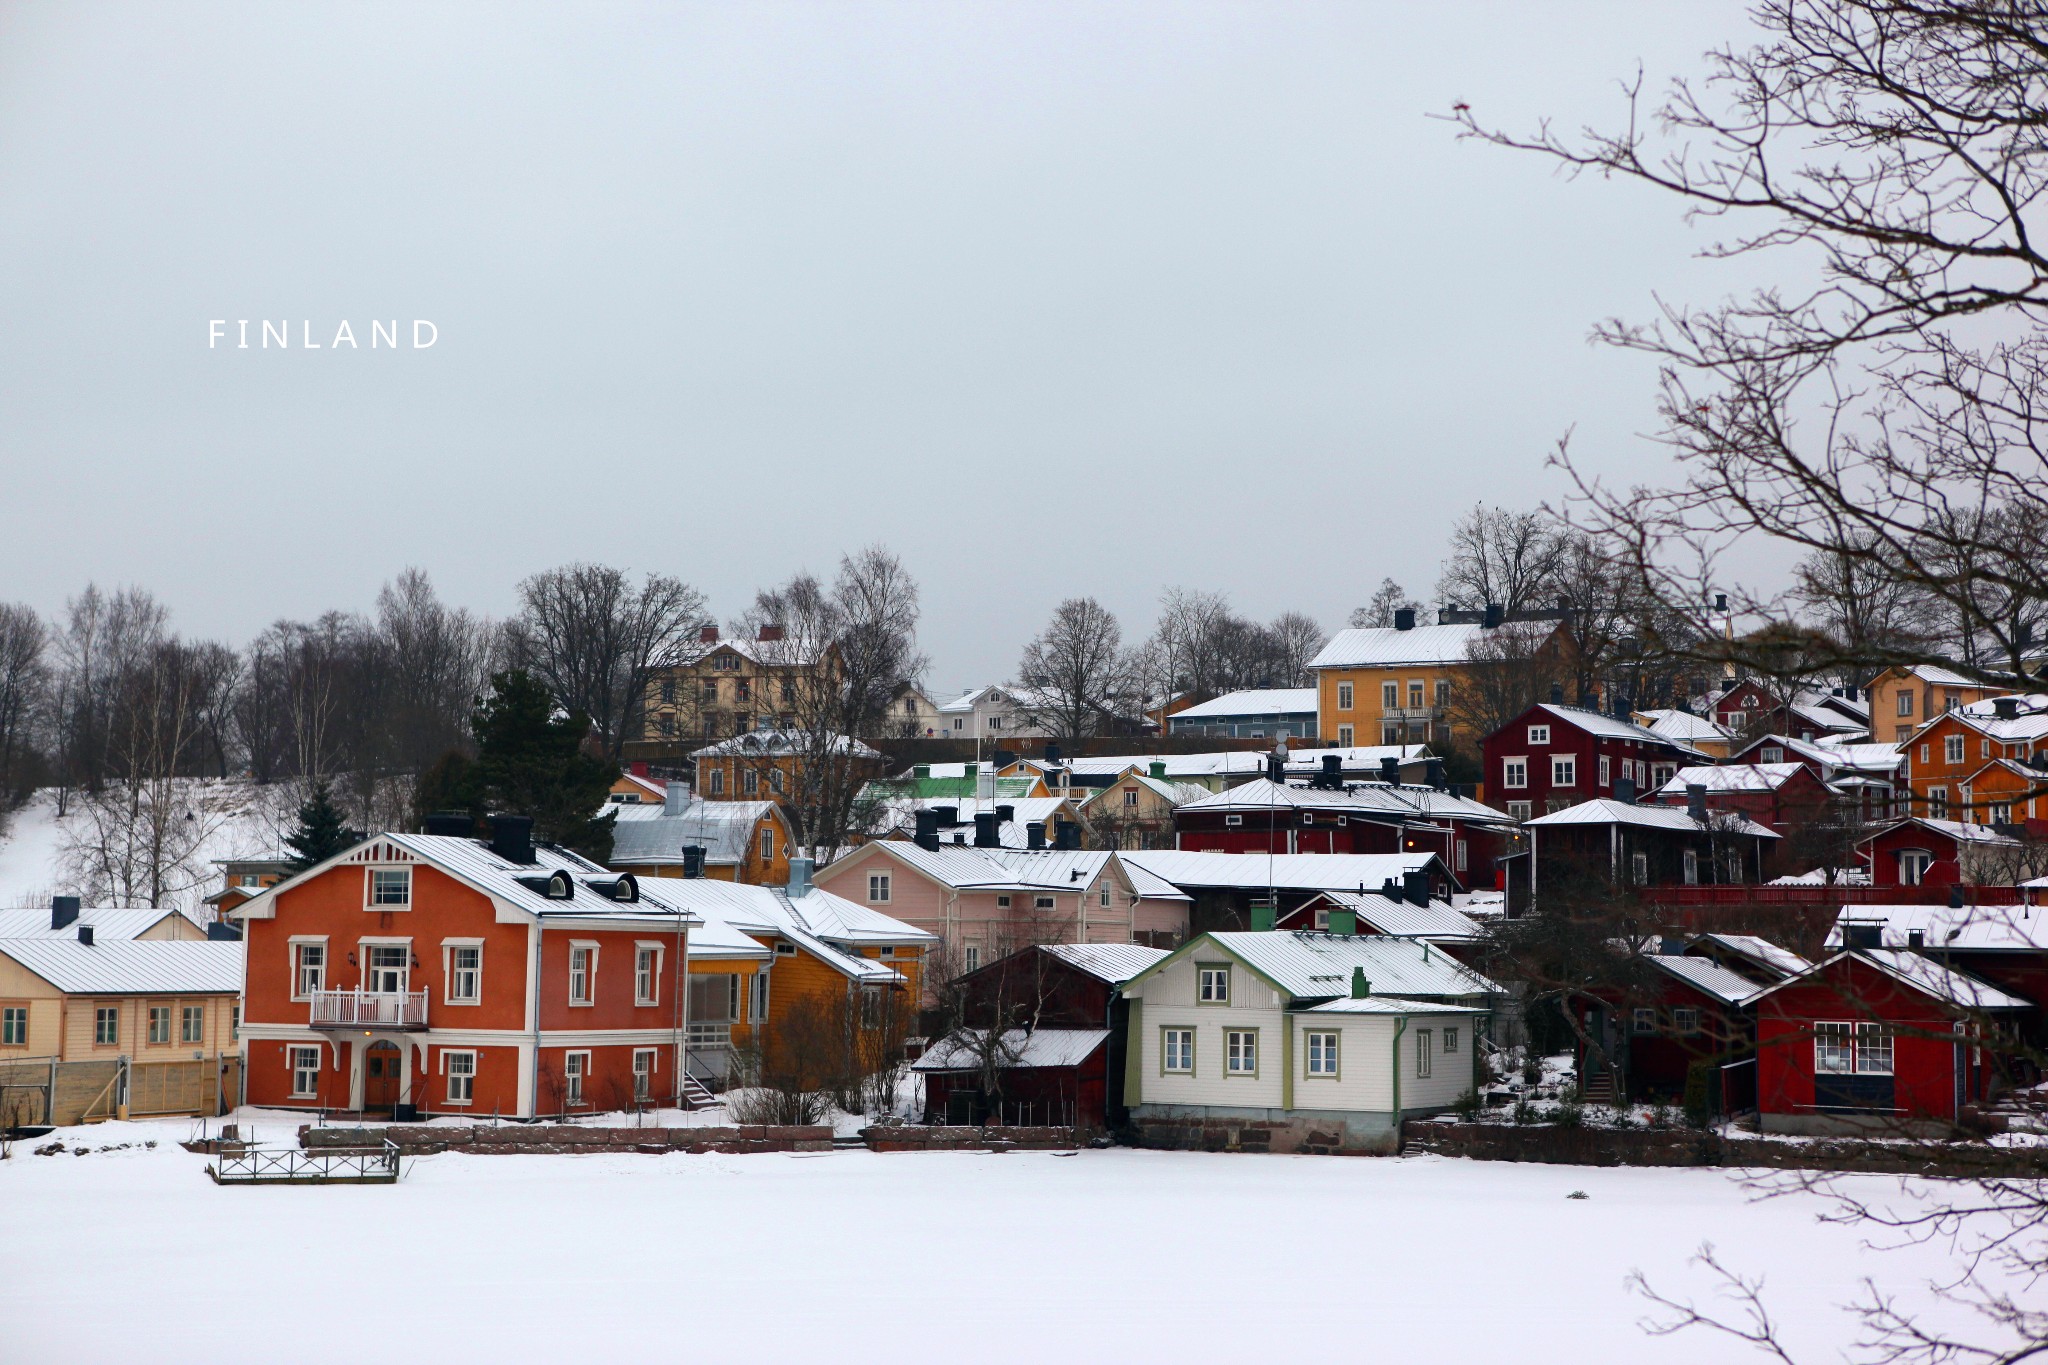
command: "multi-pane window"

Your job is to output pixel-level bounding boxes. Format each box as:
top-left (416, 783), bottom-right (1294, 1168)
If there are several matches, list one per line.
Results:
top-left (1407, 681), bottom-right (1424, 708)
top-left (94, 1006), bottom-right (119, 1046)
top-left (1337, 682), bottom-right (1354, 710)
top-left (569, 947), bottom-right (594, 1005)
top-left (1631, 852), bottom-right (1649, 884)
top-left (181, 1004), bottom-right (204, 1044)
top-left (1099, 884), bottom-right (1111, 907)
top-left (1552, 756), bottom-right (1576, 786)
top-left (1897, 691), bottom-right (1914, 717)
top-left (290, 1045), bottom-right (321, 1097)
top-left (1814, 1022), bottom-right (1853, 1073)
top-left (635, 946), bottom-right (658, 1006)
top-left (1528, 724), bottom-right (1550, 745)
top-left (369, 868), bottom-right (411, 906)
top-left (1123, 787), bottom-right (1139, 807)
top-left (1599, 756), bottom-right (1611, 787)
top-left (366, 945), bottom-right (408, 993)
top-left (1305, 1030), bottom-right (1339, 1077)
top-left (1672, 1007), bottom-right (1700, 1035)
top-left (633, 1048), bottom-right (656, 1101)
top-left (1381, 681), bottom-right (1399, 709)
top-left (1337, 725), bottom-right (1354, 746)
top-left (0, 1006), bottom-right (26, 1047)
top-left (742, 769), bottom-right (759, 795)
top-left (1162, 1028), bottom-right (1193, 1073)
top-left (148, 1006), bottom-right (172, 1045)
top-left (1502, 758), bottom-right (1527, 789)
top-left (1414, 1028), bottom-right (1433, 1078)
top-left (1855, 1024), bottom-right (1893, 1073)
top-left (760, 828), bottom-right (774, 860)
top-left (1507, 801), bottom-right (1532, 821)
top-left (449, 946), bottom-right (481, 1003)
top-left (1034, 896), bottom-right (1055, 911)
top-left (1443, 1027), bottom-right (1458, 1054)
top-left (1633, 1008), bottom-right (1656, 1035)
top-left (964, 946), bottom-right (980, 973)
top-left (446, 1051), bottom-right (476, 1103)
top-left (769, 768), bottom-right (784, 794)
top-left (1945, 734), bottom-right (1966, 764)
top-left (1435, 680), bottom-right (1451, 706)
top-left (1197, 965), bottom-right (1230, 1003)
top-left (564, 1052), bottom-right (587, 1105)
top-left (867, 874), bottom-right (891, 903)
top-left (708, 770), bottom-right (725, 795)
top-left (1225, 1030), bottom-right (1257, 1075)
top-left (294, 942), bottom-right (326, 997)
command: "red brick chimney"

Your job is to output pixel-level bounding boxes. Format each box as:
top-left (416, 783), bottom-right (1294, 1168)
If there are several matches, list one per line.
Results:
top-left (699, 624), bottom-right (719, 644)
top-left (757, 623), bottom-right (785, 642)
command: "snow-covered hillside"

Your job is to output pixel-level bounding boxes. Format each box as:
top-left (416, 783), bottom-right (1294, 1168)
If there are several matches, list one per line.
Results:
top-left (0, 781), bottom-right (295, 914)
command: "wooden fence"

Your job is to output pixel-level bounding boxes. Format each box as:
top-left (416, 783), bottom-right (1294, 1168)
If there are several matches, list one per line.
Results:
top-left (0, 1055), bottom-right (240, 1127)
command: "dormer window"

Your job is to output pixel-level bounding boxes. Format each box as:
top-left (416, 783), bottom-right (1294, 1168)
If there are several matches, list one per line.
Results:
top-left (368, 868), bottom-right (411, 908)
top-left (1528, 725), bottom-right (1550, 746)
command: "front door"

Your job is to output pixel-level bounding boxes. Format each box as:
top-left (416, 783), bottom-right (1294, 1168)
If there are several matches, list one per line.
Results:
top-left (363, 1042), bottom-right (402, 1114)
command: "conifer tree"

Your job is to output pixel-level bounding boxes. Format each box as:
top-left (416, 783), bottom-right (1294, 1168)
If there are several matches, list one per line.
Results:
top-left (469, 669), bottom-right (617, 860)
top-left (282, 780), bottom-right (355, 872)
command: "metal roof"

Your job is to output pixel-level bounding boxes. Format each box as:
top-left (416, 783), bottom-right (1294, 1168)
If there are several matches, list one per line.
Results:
top-left (1828, 903), bottom-right (2048, 952)
top-left (1190, 931), bottom-right (1504, 1001)
top-left (1039, 942), bottom-right (1172, 984)
top-left (1308, 624), bottom-right (1490, 669)
top-left (1176, 777), bottom-right (1513, 826)
top-left (1645, 954), bottom-right (1765, 1006)
top-left (383, 835), bottom-right (707, 925)
top-left (1536, 703), bottom-right (1695, 749)
top-left (1691, 933), bottom-right (1814, 979)
top-left (912, 1028), bottom-right (1110, 1071)
top-left (1312, 891), bottom-right (1484, 941)
top-left (1655, 763), bottom-right (1810, 795)
top-left (0, 939), bottom-right (243, 995)
top-left (1171, 688), bottom-right (1317, 720)
top-left (1523, 799), bottom-right (1779, 839)
top-left (1123, 850), bottom-right (1442, 894)
top-left (0, 906), bottom-right (202, 941)
top-left (1296, 996), bottom-right (1487, 1016)
top-left (608, 800), bottom-right (779, 866)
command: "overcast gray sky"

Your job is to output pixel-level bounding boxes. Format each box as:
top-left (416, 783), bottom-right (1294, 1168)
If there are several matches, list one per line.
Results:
top-left (0, 2), bottom-right (1758, 692)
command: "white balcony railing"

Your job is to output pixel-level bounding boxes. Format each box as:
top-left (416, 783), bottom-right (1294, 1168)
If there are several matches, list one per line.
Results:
top-left (309, 989), bottom-right (429, 1030)
top-left (686, 1022), bottom-right (732, 1051)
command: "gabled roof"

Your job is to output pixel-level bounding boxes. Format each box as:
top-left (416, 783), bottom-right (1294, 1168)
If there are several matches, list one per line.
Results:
top-left (1654, 763), bottom-right (1812, 796)
top-left (1644, 953), bottom-right (1766, 1006)
top-left (1296, 996), bottom-right (1486, 1016)
top-left (1633, 709), bottom-right (1734, 744)
top-left (845, 843), bottom-right (1178, 898)
top-left (619, 878), bottom-right (930, 981)
top-left (911, 1028), bottom-right (1109, 1071)
top-left (1750, 948), bottom-right (2031, 1011)
top-left (1171, 688), bottom-right (1318, 720)
top-left (1160, 930), bottom-right (1504, 1003)
top-left (1280, 745), bottom-right (1433, 776)
top-left (0, 906), bottom-right (203, 941)
top-left (1039, 942), bottom-right (1172, 984)
top-left (1121, 849), bottom-right (1445, 894)
top-left (608, 800), bottom-right (780, 867)
top-left (0, 939), bottom-right (243, 995)
top-left (1308, 890), bottom-right (1484, 942)
top-left (1829, 903), bottom-right (2048, 952)
top-left (936, 684), bottom-right (1016, 713)
top-left (1690, 933), bottom-right (1816, 980)
top-left (1174, 777), bottom-right (1514, 826)
top-left (689, 730), bottom-right (882, 760)
top-left (866, 796), bottom-right (1081, 850)
top-left (1061, 751), bottom-right (1270, 780)
top-left (1855, 816), bottom-right (2022, 849)
top-left (1534, 703), bottom-right (1697, 750)
top-left (1308, 623), bottom-right (1490, 670)
top-left (1752, 733), bottom-right (1904, 776)
top-left (1522, 800), bottom-right (1779, 839)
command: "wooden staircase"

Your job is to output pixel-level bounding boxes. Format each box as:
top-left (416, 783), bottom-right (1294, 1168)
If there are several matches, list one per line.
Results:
top-left (680, 1076), bottom-right (722, 1112)
top-left (1577, 1068), bottom-right (1618, 1105)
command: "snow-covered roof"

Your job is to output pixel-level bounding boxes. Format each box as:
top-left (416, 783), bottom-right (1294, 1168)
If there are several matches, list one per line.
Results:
top-left (1829, 903), bottom-right (2048, 952)
top-left (936, 684), bottom-right (1017, 714)
top-left (1150, 930), bottom-right (1504, 1002)
top-left (1774, 734), bottom-right (1904, 775)
top-left (0, 906), bottom-right (203, 941)
top-left (689, 730), bottom-right (882, 760)
top-left (1038, 942), bottom-right (1172, 984)
top-left (608, 800), bottom-right (779, 867)
top-left (1121, 849), bottom-right (1442, 894)
top-left (1690, 933), bottom-right (1815, 979)
top-left (911, 1028), bottom-right (1110, 1071)
top-left (1308, 623), bottom-right (1489, 669)
top-left (627, 878), bottom-right (928, 980)
top-left (1645, 954), bottom-right (1765, 1006)
top-left (1751, 947), bottom-right (2032, 1010)
top-left (1175, 777), bottom-right (1514, 826)
top-left (1282, 745), bottom-right (1433, 775)
top-left (1633, 709), bottom-right (1733, 744)
top-left (1523, 800), bottom-right (1779, 839)
top-left (1310, 890), bottom-right (1484, 941)
top-left (1655, 763), bottom-right (1810, 796)
top-left (1537, 703), bottom-right (1695, 749)
top-left (865, 796), bottom-right (1079, 849)
top-left (0, 939), bottom-right (243, 995)
top-left (1172, 688), bottom-right (1317, 720)
top-left (1295, 996), bottom-right (1487, 1016)
top-left (1856, 816), bottom-right (2022, 848)
top-left (850, 844), bottom-right (1188, 901)
top-left (1061, 752), bottom-right (1270, 779)
top-left (1892, 664), bottom-right (1983, 688)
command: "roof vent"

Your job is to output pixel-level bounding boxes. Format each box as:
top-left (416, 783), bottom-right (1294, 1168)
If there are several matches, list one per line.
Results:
top-left (488, 814), bottom-right (536, 865)
top-left (787, 857), bottom-right (814, 898)
top-left (914, 810), bottom-right (940, 851)
top-left (1149, 760), bottom-right (1168, 779)
top-left (77, 924), bottom-right (93, 946)
top-left (973, 812), bottom-right (1000, 848)
top-left (1686, 784), bottom-right (1708, 823)
top-left (1994, 697), bottom-right (2019, 720)
top-left (1379, 756), bottom-right (1399, 785)
top-left (1393, 607), bottom-right (1416, 632)
top-left (1026, 821), bottom-right (1046, 851)
top-left (682, 845), bottom-right (704, 879)
top-left (994, 804), bottom-right (1015, 825)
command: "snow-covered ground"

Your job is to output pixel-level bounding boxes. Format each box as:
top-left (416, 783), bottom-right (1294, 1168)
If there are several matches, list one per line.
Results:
top-left (0, 781), bottom-right (290, 912)
top-left (1, 1116), bottom-right (2018, 1364)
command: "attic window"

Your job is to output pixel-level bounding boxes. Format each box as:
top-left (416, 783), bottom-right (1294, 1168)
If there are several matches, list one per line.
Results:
top-left (775, 942), bottom-right (796, 956)
top-left (1225, 814), bottom-right (1243, 827)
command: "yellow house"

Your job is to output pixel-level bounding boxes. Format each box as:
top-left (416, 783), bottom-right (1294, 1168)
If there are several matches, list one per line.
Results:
top-left (1865, 666), bottom-right (2011, 745)
top-left (1310, 617), bottom-right (1564, 750)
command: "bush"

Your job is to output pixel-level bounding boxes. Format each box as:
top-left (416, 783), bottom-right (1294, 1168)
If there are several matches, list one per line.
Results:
top-left (1451, 1088), bottom-right (1482, 1120)
top-left (1682, 1062), bottom-right (1713, 1129)
top-left (1512, 1099), bottom-right (1538, 1126)
top-left (1554, 1086), bottom-right (1585, 1129)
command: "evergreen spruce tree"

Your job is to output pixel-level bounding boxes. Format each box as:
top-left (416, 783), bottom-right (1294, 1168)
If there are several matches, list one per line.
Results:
top-left (470, 669), bottom-right (617, 860)
top-left (283, 781), bottom-right (355, 872)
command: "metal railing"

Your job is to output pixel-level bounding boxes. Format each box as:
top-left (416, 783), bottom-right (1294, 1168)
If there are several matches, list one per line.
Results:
top-left (212, 1140), bottom-right (401, 1185)
top-left (309, 989), bottom-right (429, 1029)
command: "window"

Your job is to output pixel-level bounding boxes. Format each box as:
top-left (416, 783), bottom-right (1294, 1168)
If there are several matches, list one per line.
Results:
top-left (996, 894), bottom-right (1011, 908)
top-left (1814, 1021), bottom-right (1853, 1073)
top-left (1456, 839), bottom-right (1468, 872)
top-left (1897, 691), bottom-right (1914, 717)
top-left (1551, 755), bottom-right (1576, 786)
top-left (741, 769), bottom-right (759, 795)
top-left (293, 942), bottom-right (326, 998)
top-left (366, 944), bottom-right (409, 993)
top-left (1443, 1027), bottom-right (1459, 1054)
top-left (1634, 1008), bottom-right (1657, 1035)
top-left (1407, 681), bottom-right (1424, 709)
top-left (1502, 758), bottom-right (1527, 789)
top-left (569, 946), bottom-right (595, 1005)
top-left (1725, 711), bottom-right (1747, 729)
top-left (1436, 680), bottom-right (1451, 707)
top-left (564, 1051), bottom-right (587, 1106)
top-left (231, 1004), bottom-right (239, 1041)
top-left (290, 1045), bottom-right (322, 1097)
top-left (1226, 1029), bottom-right (1258, 1075)
top-left (635, 945), bottom-right (659, 1006)
top-left (752, 972), bottom-right (769, 1020)
top-left (867, 874), bottom-right (891, 904)
top-left (1, 1006), bottom-right (25, 1047)
top-left (1198, 965), bottom-right (1230, 1003)
top-left (1123, 786), bottom-right (1139, 808)
top-left (1507, 800), bottom-right (1532, 821)
top-left (94, 1005), bottom-right (119, 1047)
top-left (659, 680), bottom-right (676, 704)
top-left (1631, 851), bottom-right (1648, 884)
top-left (1337, 724), bottom-right (1354, 746)
top-left (1033, 895), bottom-right (1055, 912)
top-left (146, 1006), bottom-right (171, 1045)
top-left (633, 1048), bottom-right (656, 1101)
top-left (446, 1050), bottom-right (476, 1104)
top-left (702, 680), bottom-right (719, 701)
top-left (1305, 1030), bottom-right (1339, 1077)
top-left (1598, 755), bottom-right (1610, 787)
top-left (1991, 802), bottom-right (2012, 825)
top-left (1929, 789), bottom-right (1949, 819)
top-left (708, 769), bottom-right (725, 795)
top-left (1855, 1024), bottom-right (1893, 1074)
top-left (1945, 734), bottom-right (1966, 764)
top-left (1528, 724), bottom-right (1551, 745)
top-left (737, 679), bottom-right (752, 701)
top-left (1684, 848), bottom-right (1701, 885)
top-left (1673, 1007), bottom-right (1700, 1036)
top-left (964, 946), bottom-right (980, 973)
top-left (369, 867), bottom-right (411, 907)
top-left (1382, 681), bottom-right (1399, 709)
top-left (449, 945), bottom-right (481, 1003)
top-left (1414, 1028), bottom-right (1433, 1077)
top-left (1761, 745), bottom-right (1784, 764)
top-left (1224, 813), bottom-right (1243, 827)
top-left (1149, 1026), bottom-right (1190, 1076)
top-left (1099, 884), bottom-right (1111, 907)
top-left (181, 1004), bottom-right (204, 1045)
top-left (1337, 682), bottom-right (1354, 710)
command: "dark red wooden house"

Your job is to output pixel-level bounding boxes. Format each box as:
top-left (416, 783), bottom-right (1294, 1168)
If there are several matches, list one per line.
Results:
top-left (1480, 703), bottom-right (1702, 824)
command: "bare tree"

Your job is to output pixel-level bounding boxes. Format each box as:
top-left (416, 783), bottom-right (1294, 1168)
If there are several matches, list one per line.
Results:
top-left (51, 585), bottom-right (168, 807)
top-left (1435, 504), bottom-right (1568, 618)
top-left (0, 604), bottom-right (49, 809)
top-left (1265, 612), bottom-right (1328, 687)
top-left (1352, 578), bottom-right (1422, 628)
top-left (1446, 620), bottom-right (1565, 755)
top-left (1790, 537), bottom-right (1943, 678)
top-left (510, 563), bottom-right (706, 760)
top-left (1019, 597), bottom-right (1131, 742)
top-left (374, 568), bottom-right (500, 774)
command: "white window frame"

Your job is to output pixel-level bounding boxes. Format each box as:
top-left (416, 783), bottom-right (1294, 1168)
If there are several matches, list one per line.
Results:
top-left (362, 941), bottom-right (411, 994)
top-left (1033, 895), bottom-right (1055, 912)
top-left (1501, 757), bottom-right (1527, 790)
top-left (634, 942), bottom-right (663, 1007)
top-left (290, 1045), bottom-right (322, 1097)
top-left (1414, 1027), bottom-right (1433, 1078)
top-left (180, 1003), bottom-right (204, 1045)
top-left (1225, 1028), bottom-right (1258, 1076)
top-left (1631, 851), bottom-right (1648, 885)
top-left (443, 939), bottom-right (483, 1005)
top-left (568, 942), bottom-right (598, 1006)
top-left (1551, 755), bottom-right (1576, 787)
top-left (1528, 724), bottom-right (1550, 745)
top-left (1382, 681), bottom-right (1399, 709)
top-left (1337, 724), bottom-right (1354, 746)
top-left (1197, 964), bottom-right (1231, 1004)
top-left (290, 937), bottom-right (328, 1000)
top-left (633, 1047), bottom-right (657, 1102)
top-left (1337, 681), bottom-right (1354, 711)
top-left (1162, 1026), bottom-right (1194, 1074)
top-left (1224, 814), bottom-right (1243, 826)
top-left (1506, 800), bottom-right (1532, 821)
top-left (1672, 1006), bottom-right (1700, 1036)
top-left (444, 1049), bottom-right (476, 1105)
top-left (1854, 1023), bottom-right (1893, 1074)
top-left (563, 1050), bottom-right (589, 1106)
top-left (1813, 1021), bottom-right (1853, 1074)
top-left (1305, 1029), bottom-right (1339, 1078)
top-left (366, 866), bottom-right (412, 909)
top-left (1443, 1026), bottom-right (1458, 1054)
top-left (867, 873), bottom-right (891, 904)
top-left (1945, 734), bottom-right (1966, 764)
top-left (1598, 755), bottom-right (1610, 787)
top-left (964, 945), bottom-right (980, 973)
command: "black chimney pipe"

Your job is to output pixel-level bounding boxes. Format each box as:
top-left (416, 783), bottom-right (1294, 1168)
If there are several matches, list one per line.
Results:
top-left (934, 804), bottom-right (960, 827)
top-left (1425, 758), bottom-right (1445, 790)
top-left (423, 811), bottom-right (473, 837)
top-left (1393, 607), bottom-right (1416, 632)
top-left (973, 812), bottom-right (1000, 848)
top-left (488, 814), bottom-right (535, 865)
top-left (1550, 683), bottom-right (1564, 705)
top-left (1613, 777), bottom-right (1636, 805)
top-left (681, 844), bottom-right (705, 878)
top-left (1685, 783), bottom-right (1708, 824)
top-left (994, 803), bottom-right (1015, 825)
top-left (1025, 820), bottom-right (1046, 850)
top-left (1483, 602), bottom-right (1503, 629)
top-left (1043, 742), bottom-right (1061, 765)
top-left (1378, 756), bottom-right (1399, 785)
top-left (50, 895), bottom-right (80, 931)
top-left (77, 924), bottom-right (94, 946)
top-left (1403, 869), bottom-right (1429, 904)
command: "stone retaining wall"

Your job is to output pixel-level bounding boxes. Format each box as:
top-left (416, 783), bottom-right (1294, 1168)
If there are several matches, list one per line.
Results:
top-left (1405, 1121), bottom-right (2048, 1178)
top-left (1132, 1114), bottom-right (1394, 1156)
top-left (859, 1125), bottom-right (1079, 1153)
top-left (299, 1123), bottom-right (833, 1155)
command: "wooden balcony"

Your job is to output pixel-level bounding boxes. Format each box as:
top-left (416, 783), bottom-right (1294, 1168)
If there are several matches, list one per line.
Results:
top-left (309, 989), bottom-right (429, 1030)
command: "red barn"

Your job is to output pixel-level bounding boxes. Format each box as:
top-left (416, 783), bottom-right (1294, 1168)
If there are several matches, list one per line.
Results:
top-left (1751, 949), bottom-right (2030, 1135)
top-left (1481, 703), bottom-right (1703, 825)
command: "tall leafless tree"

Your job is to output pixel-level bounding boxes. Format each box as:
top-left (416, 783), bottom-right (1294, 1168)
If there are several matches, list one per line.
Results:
top-left (1019, 597), bottom-right (1132, 742)
top-left (1352, 577), bottom-right (1423, 628)
top-left (510, 563), bottom-right (705, 761)
top-left (0, 604), bottom-right (49, 809)
top-left (1435, 504), bottom-right (1569, 618)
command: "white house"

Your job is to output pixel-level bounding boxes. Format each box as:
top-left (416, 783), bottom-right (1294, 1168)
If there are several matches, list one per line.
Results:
top-left (1118, 930), bottom-right (1500, 1153)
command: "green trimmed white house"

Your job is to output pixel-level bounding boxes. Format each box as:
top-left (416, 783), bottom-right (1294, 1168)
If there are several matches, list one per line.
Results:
top-left (1119, 930), bottom-right (1500, 1154)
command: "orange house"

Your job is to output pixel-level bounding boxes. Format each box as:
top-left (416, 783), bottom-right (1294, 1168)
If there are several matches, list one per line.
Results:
top-left (233, 818), bottom-right (702, 1119)
top-left (609, 784), bottom-right (794, 886)
top-left (1900, 696), bottom-right (2048, 821)
top-left (691, 728), bottom-right (885, 803)
top-left (1956, 758), bottom-right (2048, 826)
